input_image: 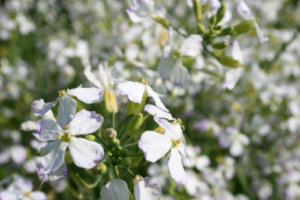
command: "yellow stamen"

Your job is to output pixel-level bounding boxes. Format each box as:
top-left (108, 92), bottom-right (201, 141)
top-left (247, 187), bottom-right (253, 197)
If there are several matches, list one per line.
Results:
top-left (58, 132), bottom-right (71, 142)
top-left (23, 192), bottom-right (31, 197)
top-left (154, 127), bottom-right (165, 134)
top-left (63, 124), bottom-right (69, 130)
top-left (171, 138), bottom-right (182, 147)
top-left (141, 79), bottom-right (148, 85)
top-left (58, 90), bottom-right (66, 96)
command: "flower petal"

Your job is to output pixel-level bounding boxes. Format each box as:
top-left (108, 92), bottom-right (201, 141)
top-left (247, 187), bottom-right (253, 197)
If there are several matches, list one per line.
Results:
top-left (57, 96), bottom-right (77, 127)
top-left (31, 99), bottom-right (57, 116)
top-left (230, 141), bottom-right (243, 157)
top-left (154, 117), bottom-right (182, 140)
top-left (144, 104), bottom-right (173, 120)
top-left (36, 141), bottom-right (67, 178)
top-left (69, 137), bottom-right (104, 169)
top-left (168, 148), bottom-right (186, 184)
top-left (68, 110), bottom-right (103, 135)
top-left (180, 35), bottom-right (202, 57)
top-left (118, 81), bottom-right (146, 103)
top-left (134, 177), bottom-right (161, 200)
top-left (139, 131), bottom-right (172, 162)
top-left (84, 67), bottom-right (103, 90)
top-left (146, 86), bottom-right (168, 112)
top-left (29, 192), bottom-right (47, 200)
top-left (100, 179), bottom-right (129, 200)
top-left (34, 119), bottom-right (62, 141)
top-left (67, 86), bottom-right (103, 104)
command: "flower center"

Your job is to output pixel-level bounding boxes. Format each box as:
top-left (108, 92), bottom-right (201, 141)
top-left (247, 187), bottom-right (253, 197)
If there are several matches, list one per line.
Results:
top-left (58, 132), bottom-right (71, 142)
top-left (154, 127), bottom-right (165, 134)
top-left (171, 138), bottom-right (182, 147)
top-left (23, 192), bottom-right (31, 197)
top-left (141, 79), bottom-right (148, 85)
top-left (58, 90), bottom-right (66, 96)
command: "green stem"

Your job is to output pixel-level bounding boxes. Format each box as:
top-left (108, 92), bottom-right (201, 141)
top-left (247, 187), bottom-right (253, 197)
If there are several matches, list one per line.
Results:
top-left (94, 133), bottom-right (107, 148)
top-left (114, 166), bottom-right (119, 177)
top-left (123, 141), bottom-right (139, 148)
top-left (75, 173), bottom-right (102, 189)
top-left (112, 112), bottom-right (116, 129)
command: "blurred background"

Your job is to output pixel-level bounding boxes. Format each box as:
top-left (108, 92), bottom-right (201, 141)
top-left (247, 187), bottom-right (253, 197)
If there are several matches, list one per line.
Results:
top-left (0, 0), bottom-right (299, 199)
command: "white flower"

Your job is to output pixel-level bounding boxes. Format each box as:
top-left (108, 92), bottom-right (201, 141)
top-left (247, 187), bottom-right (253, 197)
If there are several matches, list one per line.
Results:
top-left (0, 176), bottom-right (47, 200)
top-left (180, 35), bottom-right (203, 57)
top-left (144, 104), bottom-right (173, 120)
top-left (31, 86), bottom-right (103, 116)
top-left (222, 40), bottom-right (244, 90)
top-left (236, 0), bottom-right (269, 43)
top-left (126, 0), bottom-right (158, 24)
top-left (118, 80), bottom-right (168, 112)
top-left (35, 96), bottom-right (104, 182)
top-left (100, 178), bottom-right (161, 200)
top-left (139, 117), bottom-right (187, 184)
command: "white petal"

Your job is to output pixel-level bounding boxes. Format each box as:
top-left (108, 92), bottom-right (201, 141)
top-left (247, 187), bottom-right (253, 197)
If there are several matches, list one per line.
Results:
top-left (10, 145), bottom-right (27, 164)
top-left (168, 148), bottom-right (186, 184)
top-left (36, 141), bottom-right (67, 176)
top-left (144, 104), bottom-right (173, 120)
top-left (57, 96), bottom-right (77, 127)
top-left (69, 137), bottom-right (104, 169)
top-left (210, 0), bottom-right (221, 12)
top-left (171, 63), bottom-right (190, 87)
top-left (139, 131), bottom-right (172, 162)
top-left (20, 120), bottom-right (38, 131)
top-left (118, 81), bottom-right (146, 103)
top-left (0, 191), bottom-right (18, 200)
top-left (231, 40), bottom-right (243, 63)
top-left (157, 56), bottom-right (176, 79)
top-left (255, 23), bottom-right (269, 43)
top-left (236, 0), bottom-right (253, 19)
top-left (154, 117), bottom-right (182, 140)
top-left (222, 68), bottom-right (243, 90)
top-left (146, 85), bottom-right (168, 112)
top-left (67, 86), bottom-right (103, 104)
top-left (34, 119), bottom-right (62, 141)
top-left (100, 179), bottom-right (129, 200)
top-left (41, 164), bottom-right (68, 182)
top-left (29, 192), bottom-right (47, 200)
top-left (97, 61), bottom-right (112, 90)
top-left (240, 134), bottom-right (249, 145)
top-left (31, 99), bottom-right (57, 116)
top-left (84, 67), bottom-right (103, 90)
top-left (230, 141), bottom-right (243, 157)
top-left (180, 35), bottom-right (202, 57)
top-left (126, 6), bottom-right (146, 23)
top-left (134, 178), bottom-right (161, 200)
top-left (68, 110), bottom-right (103, 135)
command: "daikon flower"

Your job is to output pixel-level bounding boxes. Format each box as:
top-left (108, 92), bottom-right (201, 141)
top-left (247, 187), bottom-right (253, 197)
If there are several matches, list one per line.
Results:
top-left (35, 96), bottom-right (104, 182)
top-left (237, 0), bottom-right (269, 43)
top-left (0, 176), bottom-right (47, 200)
top-left (118, 80), bottom-right (168, 112)
top-left (31, 86), bottom-right (103, 116)
top-left (139, 117), bottom-right (187, 184)
top-left (100, 178), bottom-right (161, 200)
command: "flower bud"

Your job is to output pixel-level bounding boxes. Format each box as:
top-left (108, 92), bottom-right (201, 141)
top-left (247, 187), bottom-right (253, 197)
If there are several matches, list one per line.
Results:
top-left (152, 16), bottom-right (170, 28)
top-left (217, 55), bottom-right (244, 68)
top-left (231, 20), bottom-right (255, 37)
top-left (97, 163), bottom-right (107, 174)
top-left (209, 15), bottom-right (217, 26)
top-left (104, 128), bottom-right (117, 139)
top-left (112, 137), bottom-right (120, 146)
top-left (212, 42), bottom-right (227, 49)
top-left (193, 0), bottom-right (202, 21)
top-left (104, 91), bottom-right (118, 113)
top-left (126, 113), bottom-right (144, 136)
top-left (219, 26), bottom-right (233, 36)
top-left (85, 135), bottom-right (96, 141)
top-left (197, 23), bottom-right (206, 34)
top-left (216, 4), bottom-right (226, 23)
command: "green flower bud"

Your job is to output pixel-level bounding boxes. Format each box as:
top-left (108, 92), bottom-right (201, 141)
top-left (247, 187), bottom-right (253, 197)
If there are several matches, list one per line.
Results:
top-left (219, 26), bottom-right (233, 36)
top-left (212, 42), bottom-right (227, 49)
top-left (126, 113), bottom-right (144, 136)
top-left (85, 135), bottom-right (96, 141)
top-left (217, 55), bottom-right (244, 68)
top-left (231, 20), bottom-right (255, 37)
top-left (97, 163), bottom-right (107, 174)
top-left (197, 23), bottom-right (206, 34)
top-left (216, 4), bottom-right (226, 23)
top-left (193, 0), bottom-right (202, 21)
top-left (152, 16), bottom-right (170, 28)
top-left (112, 137), bottom-right (120, 146)
top-left (104, 128), bottom-right (117, 139)
top-left (209, 15), bottom-right (217, 26)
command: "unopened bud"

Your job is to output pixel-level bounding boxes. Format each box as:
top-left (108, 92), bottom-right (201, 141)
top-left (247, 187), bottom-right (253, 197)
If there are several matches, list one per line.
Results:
top-left (104, 128), bottom-right (117, 139)
top-left (217, 55), bottom-right (244, 68)
top-left (85, 135), bottom-right (96, 141)
top-left (219, 26), bottom-right (233, 36)
top-left (112, 137), bottom-right (120, 146)
top-left (231, 20), bottom-right (255, 37)
top-left (126, 113), bottom-right (144, 136)
top-left (197, 23), bottom-right (206, 34)
top-left (193, 0), bottom-right (202, 21)
top-left (152, 16), bottom-right (170, 28)
top-left (97, 163), bottom-right (107, 174)
top-left (209, 15), bottom-right (217, 26)
top-left (216, 4), bottom-right (226, 23)
top-left (104, 91), bottom-right (118, 113)
top-left (212, 42), bottom-right (227, 49)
